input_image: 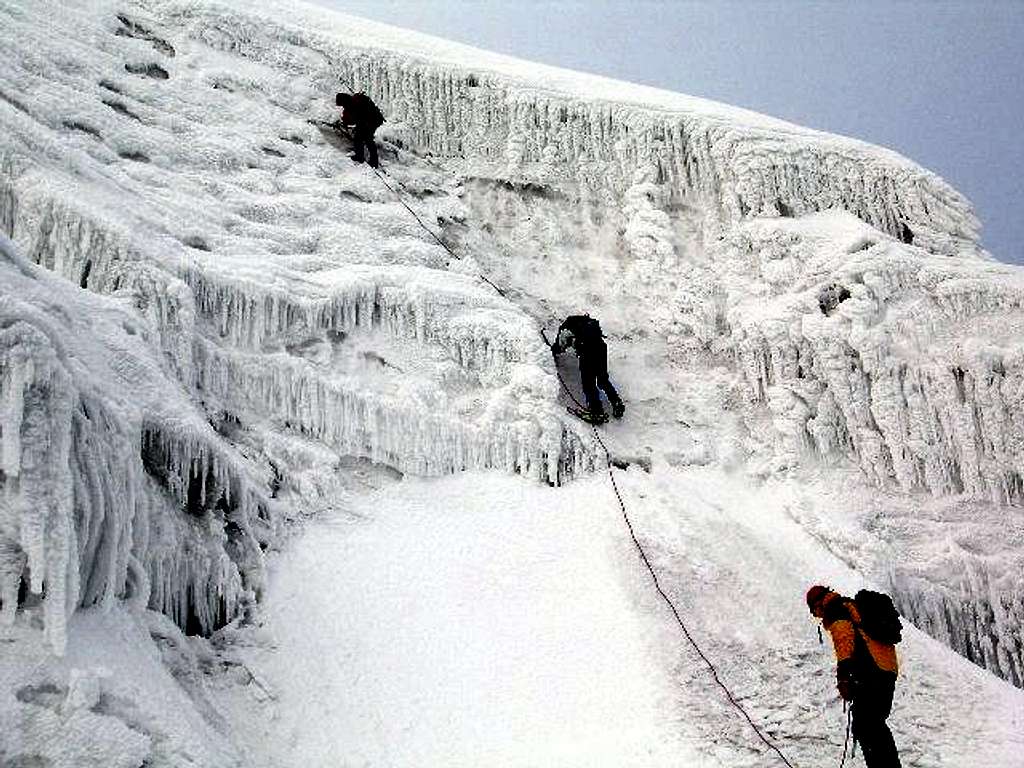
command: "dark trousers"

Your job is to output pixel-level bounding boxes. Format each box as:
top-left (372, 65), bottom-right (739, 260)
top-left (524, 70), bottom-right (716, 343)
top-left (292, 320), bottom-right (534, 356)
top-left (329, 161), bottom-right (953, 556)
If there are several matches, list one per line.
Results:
top-left (351, 125), bottom-right (379, 168)
top-left (852, 673), bottom-right (901, 768)
top-left (579, 341), bottom-right (621, 415)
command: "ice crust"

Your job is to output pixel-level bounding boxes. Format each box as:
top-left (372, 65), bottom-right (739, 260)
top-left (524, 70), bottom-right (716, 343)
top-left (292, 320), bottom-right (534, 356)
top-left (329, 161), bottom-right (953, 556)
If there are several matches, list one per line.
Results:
top-left (894, 566), bottom-right (1024, 688)
top-left (0, 0), bottom-right (1022, 701)
top-left (711, 212), bottom-right (1024, 505)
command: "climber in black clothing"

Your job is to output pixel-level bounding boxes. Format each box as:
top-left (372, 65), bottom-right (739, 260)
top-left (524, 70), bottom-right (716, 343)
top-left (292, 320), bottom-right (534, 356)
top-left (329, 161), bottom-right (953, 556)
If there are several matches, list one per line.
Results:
top-left (550, 315), bottom-right (624, 424)
top-left (336, 91), bottom-right (385, 168)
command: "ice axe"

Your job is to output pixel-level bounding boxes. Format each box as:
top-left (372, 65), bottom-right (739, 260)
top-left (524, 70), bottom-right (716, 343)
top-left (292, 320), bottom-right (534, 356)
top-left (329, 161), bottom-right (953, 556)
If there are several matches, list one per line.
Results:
top-left (840, 704), bottom-right (855, 768)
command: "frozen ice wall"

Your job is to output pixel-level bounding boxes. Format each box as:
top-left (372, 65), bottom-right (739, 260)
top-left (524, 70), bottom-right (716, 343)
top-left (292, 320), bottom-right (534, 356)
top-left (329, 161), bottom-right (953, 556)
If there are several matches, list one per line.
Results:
top-left (160, 0), bottom-right (980, 254)
top-left (893, 564), bottom-right (1024, 688)
top-left (714, 211), bottom-right (1024, 505)
top-left (0, 0), bottom-right (589, 483)
top-left (0, 0), bottom-right (594, 653)
top-left (0, 236), bottom-right (272, 653)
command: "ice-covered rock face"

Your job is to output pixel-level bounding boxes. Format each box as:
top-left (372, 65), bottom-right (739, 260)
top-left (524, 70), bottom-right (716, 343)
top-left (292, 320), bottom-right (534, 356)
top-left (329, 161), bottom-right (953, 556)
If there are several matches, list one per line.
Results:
top-left (0, 236), bottom-right (273, 653)
top-left (711, 211), bottom-right (1024, 504)
top-left (0, 0), bottom-right (595, 653)
top-left (1, 0), bottom-right (1022, 692)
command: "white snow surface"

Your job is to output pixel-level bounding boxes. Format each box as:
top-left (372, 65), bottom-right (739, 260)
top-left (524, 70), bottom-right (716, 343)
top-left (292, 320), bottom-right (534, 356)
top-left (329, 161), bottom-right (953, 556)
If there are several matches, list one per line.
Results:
top-left (1, 0), bottom-right (1024, 765)
top-left (234, 473), bottom-right (700, 767)
top-left (1, 606), bottom-right (241, 766)
top-left (220, 470), bottom-right (1023, 768)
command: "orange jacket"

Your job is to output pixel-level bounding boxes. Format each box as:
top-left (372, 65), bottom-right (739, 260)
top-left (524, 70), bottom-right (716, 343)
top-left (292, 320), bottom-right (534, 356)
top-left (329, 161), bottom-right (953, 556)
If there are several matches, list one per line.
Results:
top-left (820, 591), bottom-right (898, 675)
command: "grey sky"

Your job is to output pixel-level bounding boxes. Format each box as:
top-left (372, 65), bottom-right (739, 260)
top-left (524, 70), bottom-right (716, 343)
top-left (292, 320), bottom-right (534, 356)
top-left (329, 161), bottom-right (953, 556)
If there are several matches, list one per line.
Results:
top-left (313, 1), bottom-right (1024, 264)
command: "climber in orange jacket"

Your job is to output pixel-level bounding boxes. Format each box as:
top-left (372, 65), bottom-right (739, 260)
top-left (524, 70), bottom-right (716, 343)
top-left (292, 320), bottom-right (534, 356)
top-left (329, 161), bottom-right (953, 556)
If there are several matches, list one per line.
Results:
top-left (807, 585), bottom-right (902, 768)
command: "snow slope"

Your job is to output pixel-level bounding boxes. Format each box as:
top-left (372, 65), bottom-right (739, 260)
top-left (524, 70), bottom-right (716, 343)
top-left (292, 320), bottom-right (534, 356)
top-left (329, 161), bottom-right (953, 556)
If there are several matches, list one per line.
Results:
top-left (1, 0), bottom-right (1023, 765)
top-left (225, 474), bottom-right (702, 767)
top-left (218, 470), bottom-right (1023, 768)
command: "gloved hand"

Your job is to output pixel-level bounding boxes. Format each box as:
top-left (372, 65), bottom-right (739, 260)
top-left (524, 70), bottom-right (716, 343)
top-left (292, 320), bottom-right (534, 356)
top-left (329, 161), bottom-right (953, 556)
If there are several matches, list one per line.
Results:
top-left (551, 328), bottom-right (572, 356)
top-left (836, 674), bottom-right (855, 701)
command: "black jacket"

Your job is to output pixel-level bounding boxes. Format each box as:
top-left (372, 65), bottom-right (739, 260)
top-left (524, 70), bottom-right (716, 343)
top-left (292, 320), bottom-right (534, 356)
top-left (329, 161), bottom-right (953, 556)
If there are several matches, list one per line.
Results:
top-left (339, 93), bottom-right (384, 130)
top-left (552, 315), bottom-right (605, 357)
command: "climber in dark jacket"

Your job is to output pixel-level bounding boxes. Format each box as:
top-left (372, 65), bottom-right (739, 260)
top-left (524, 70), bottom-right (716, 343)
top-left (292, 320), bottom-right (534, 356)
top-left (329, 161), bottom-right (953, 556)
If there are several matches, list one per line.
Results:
top-left (807, 585), bottom-right (901, 768)
top-left (336, 92), bottom-right (384, 168)
top-left (550, 315), bottom-right (624, 423)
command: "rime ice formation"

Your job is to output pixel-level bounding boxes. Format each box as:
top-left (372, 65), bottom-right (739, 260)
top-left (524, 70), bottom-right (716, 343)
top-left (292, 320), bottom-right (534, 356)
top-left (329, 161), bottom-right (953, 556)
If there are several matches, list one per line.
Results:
top-left (160, 0), bottom-right (980, 256)
top-left (893, 558), bottom-right (1024, 689)
top-left (1, 1), bottom-right (1023, 762)
top-left (0, 236), bottom-right (273, 654)
top-left (0, 0), bottom-right (592, 658)
top-left (709, 211), bottom-right (1024, 505)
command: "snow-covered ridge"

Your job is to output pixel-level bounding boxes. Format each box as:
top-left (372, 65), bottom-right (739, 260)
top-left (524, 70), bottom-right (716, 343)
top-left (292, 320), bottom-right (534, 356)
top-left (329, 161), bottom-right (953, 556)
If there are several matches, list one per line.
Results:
top-left (159, 0), bottom-right (980, 254)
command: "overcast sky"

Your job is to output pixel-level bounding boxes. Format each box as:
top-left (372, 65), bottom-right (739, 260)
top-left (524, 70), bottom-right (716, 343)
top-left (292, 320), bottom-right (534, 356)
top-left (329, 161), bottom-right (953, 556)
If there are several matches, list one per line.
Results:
top-left (314, 1), bottom-right (1024, 265)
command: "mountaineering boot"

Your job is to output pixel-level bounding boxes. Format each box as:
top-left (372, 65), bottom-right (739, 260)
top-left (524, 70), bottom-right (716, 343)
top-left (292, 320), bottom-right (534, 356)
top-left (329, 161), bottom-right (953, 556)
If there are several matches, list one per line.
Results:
top-left (611, 400), bottom-right (625, 419)
top-left (565, 405), bottom-right (606, 425)
top-left (365, 139), bottom-right (379, 168)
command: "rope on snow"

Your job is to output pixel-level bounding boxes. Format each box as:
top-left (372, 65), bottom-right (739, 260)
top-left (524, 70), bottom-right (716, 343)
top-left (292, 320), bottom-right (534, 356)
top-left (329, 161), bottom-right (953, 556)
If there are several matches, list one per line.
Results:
top-left (367, 154), bottom-right (802, 768)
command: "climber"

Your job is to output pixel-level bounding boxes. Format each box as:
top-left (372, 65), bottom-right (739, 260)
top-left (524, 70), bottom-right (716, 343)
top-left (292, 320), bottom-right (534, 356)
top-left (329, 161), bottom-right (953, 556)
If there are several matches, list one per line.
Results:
top-left (550, 314), bottom-right (625, 424)
top-left (806, 585), bottom-right (902, 768)
top-left (335, 91), bottom-right (385, 168)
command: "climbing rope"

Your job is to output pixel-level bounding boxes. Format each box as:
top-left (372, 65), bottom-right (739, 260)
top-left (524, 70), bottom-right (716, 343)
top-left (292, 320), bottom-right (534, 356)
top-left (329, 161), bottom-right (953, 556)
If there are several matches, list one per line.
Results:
top-left (369, 166), bottom-right (511, 300)
top-left (545, 351), bottom-right (798, 768)
top-left (370, 168), bottom-right (456, 259)
top-left (366, 156), bottom-right (800, 768)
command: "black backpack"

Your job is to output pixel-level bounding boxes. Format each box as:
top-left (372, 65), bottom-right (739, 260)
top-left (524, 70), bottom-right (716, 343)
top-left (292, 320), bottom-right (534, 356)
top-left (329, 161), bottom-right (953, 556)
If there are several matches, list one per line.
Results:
top-left (360, 94), bottom-right (385, 129)
top-left (579, 314), bottom-right (603, 339)
top-left (853, 589), bottom-right (902, 645)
